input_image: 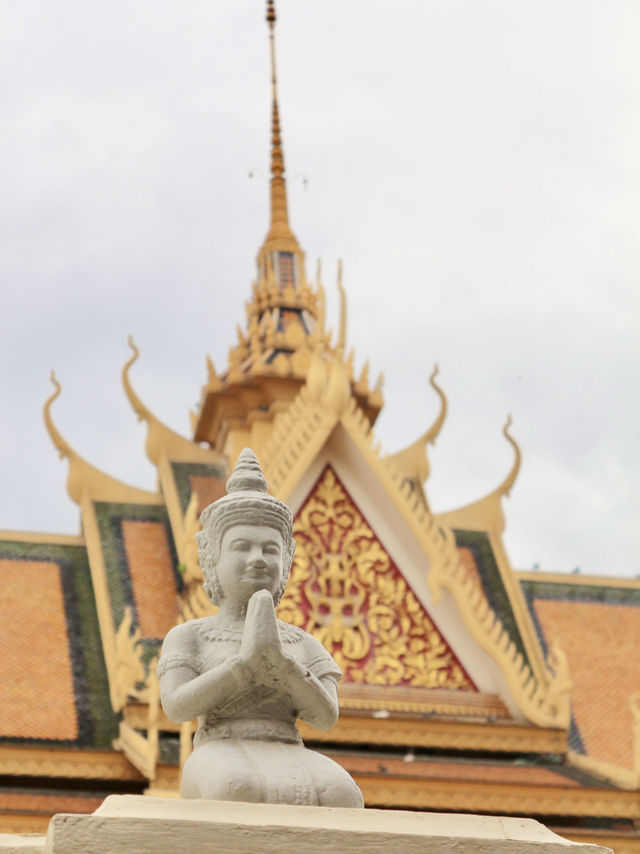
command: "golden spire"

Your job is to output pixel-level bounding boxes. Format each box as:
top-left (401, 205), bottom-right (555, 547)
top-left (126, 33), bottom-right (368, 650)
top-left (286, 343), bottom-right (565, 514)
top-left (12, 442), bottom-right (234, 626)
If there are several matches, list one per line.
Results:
top-left (262, 0), bottom-right (298, 250)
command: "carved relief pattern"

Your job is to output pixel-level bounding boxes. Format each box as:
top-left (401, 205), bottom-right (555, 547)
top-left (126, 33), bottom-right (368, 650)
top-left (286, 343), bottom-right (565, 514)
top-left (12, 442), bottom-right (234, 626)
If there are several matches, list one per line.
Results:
top-left (278, 467), bottom-right (475, 690)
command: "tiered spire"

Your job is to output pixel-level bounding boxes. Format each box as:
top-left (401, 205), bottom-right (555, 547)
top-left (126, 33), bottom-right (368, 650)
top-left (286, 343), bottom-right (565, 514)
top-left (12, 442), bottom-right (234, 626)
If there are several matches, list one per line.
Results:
top-left (247, 0), bottom-right (315, 356)
top-left (193, 1), bottom-right (384, 455)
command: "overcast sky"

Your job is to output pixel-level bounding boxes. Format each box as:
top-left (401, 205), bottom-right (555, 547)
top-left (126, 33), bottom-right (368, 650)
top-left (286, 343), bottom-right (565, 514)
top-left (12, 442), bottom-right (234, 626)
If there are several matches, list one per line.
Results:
top-left (2, 1), bottom-right (639, 578)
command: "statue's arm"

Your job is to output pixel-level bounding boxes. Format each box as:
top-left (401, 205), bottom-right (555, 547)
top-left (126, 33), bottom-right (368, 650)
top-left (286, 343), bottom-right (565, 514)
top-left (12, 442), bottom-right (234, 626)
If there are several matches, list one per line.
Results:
top-left (157, 625), bottom-right (252, 723)
top-left (279, 658), bottom-right (339, 731)
top-left (239, 591), bottom-right (339, 730)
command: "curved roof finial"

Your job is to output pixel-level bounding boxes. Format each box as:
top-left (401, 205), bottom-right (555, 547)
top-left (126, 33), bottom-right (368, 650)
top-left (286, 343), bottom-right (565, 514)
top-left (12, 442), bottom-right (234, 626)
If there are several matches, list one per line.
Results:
top-left (43, 369), bottom-right (160, 505)
top-left (43, 370), bottom-right (72, 461)
top-left (433, 415), bottom-right (522, 534)
top-left (387, 365), bottom-right (448, 486)
top-left (122, 335), bottom-right (151, 423)
top-left (122, 336), bottom-right (224, 466)
top-left (312, 265), bottom-right (326, 346)
top-left (500, 414), bottom-right (521, 498)
top-left (424, 363), bottom-right (447, 445)
top-left (336, 259), bottom-right (347, 357)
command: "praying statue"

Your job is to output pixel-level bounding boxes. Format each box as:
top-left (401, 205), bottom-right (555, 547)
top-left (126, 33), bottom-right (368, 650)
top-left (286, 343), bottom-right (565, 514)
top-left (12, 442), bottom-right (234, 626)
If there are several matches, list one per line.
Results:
top-left (157, 448), bottom-right (363, 808)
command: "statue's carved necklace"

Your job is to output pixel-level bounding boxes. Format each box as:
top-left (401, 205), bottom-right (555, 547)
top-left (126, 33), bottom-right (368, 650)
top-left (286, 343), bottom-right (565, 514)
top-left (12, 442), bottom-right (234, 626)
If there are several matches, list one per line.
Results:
top-left (192, 618), bottom-right (304, 645)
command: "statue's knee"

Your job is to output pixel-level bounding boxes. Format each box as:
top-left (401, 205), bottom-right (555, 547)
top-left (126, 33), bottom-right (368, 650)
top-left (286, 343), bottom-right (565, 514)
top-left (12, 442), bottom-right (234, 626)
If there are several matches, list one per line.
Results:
top-left (222, 772), bottom-right (263, 802)
top-left (181, 745), bottom-right (263, 802)
top-left (319, 776), bottom-right (364, 808)
top-left (198, 771), bottom-right (262, 803)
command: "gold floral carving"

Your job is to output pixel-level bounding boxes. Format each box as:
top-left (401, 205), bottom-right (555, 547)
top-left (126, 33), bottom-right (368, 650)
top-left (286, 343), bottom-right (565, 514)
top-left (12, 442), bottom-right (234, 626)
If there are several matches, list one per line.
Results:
top-left (179, 584), bottom-right (217, 622)
top-left (0, 746), bottom-right (144, 780)
top-left (278, 466), bottom-right (474, 690)
top-left (113, 607), bottom-right (146, 711)
top-left (176, 492), bottom-right (216, 621)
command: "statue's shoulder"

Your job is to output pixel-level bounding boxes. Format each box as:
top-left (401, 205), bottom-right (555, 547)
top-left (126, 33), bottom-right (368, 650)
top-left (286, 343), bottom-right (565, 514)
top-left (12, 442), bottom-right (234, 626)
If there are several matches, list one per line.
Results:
top-left (158, 619), bottom-right (213, 679)
top-left (162, 616), bottom-right (214, 652)
top-left (160, 621), bottom-right (191, 654)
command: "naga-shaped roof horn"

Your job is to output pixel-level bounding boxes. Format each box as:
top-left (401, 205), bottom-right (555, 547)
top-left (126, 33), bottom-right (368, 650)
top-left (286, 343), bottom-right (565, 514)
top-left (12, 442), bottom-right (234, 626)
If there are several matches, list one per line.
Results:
top-left (43, 371), bottom-right (159, 505)
top-left (387, 364), bottom-right (448, 487)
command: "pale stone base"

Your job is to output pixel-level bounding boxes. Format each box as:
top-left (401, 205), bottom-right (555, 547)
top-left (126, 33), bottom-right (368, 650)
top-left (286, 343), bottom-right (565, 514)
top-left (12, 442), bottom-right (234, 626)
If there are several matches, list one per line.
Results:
top-left (0, 835), bottom-right (45, 854)
top-left (0, 795), bottom-right (612, 854)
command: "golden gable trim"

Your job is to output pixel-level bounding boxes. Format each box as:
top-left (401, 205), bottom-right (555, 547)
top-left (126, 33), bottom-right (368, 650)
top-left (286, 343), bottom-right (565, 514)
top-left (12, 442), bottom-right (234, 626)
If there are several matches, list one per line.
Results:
top-left (300, 713), bottom-right (567, 754)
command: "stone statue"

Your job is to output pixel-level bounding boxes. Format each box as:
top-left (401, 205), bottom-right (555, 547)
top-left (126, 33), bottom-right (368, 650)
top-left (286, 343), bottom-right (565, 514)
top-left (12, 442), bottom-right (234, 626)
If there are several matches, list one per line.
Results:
top-left (157, 448), bottom-right (363, 808)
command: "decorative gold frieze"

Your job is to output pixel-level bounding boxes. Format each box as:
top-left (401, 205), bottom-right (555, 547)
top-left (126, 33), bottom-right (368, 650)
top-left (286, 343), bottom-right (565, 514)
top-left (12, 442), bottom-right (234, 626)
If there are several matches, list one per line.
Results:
top-left (300, 714), bottom-right (565, 754)
top-left (278, 466), bottom-right (474, 691)
top-left (113, 607), bottom-right (146, 712)
top-left (0, 746), bottom-right (144, 781)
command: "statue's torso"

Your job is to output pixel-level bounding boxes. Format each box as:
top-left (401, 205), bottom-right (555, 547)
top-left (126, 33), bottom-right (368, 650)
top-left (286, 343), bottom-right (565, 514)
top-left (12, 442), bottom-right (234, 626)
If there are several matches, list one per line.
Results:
top-left (180, 616), bottom-right (339, 746)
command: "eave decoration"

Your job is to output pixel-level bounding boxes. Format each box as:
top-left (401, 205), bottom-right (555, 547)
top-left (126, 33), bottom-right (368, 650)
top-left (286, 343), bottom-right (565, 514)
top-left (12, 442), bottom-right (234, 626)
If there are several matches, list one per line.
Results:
top-left (258, 358), bottom-right (571, 729)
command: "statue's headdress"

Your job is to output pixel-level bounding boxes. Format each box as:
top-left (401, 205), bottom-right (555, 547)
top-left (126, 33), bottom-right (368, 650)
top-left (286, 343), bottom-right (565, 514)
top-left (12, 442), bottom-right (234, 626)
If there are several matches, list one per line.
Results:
top-left (196, 448), bottom-right (295, 605)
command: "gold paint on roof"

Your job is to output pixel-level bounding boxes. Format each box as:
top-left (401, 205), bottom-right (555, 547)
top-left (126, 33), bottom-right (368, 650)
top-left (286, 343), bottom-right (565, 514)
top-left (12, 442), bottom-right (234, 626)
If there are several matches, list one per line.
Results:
top-left (193, 3), bottom-right (383, 457)
top-left (18, 8), bottom-right (638, 829)
top-left (435, 415), bottom-right (522, 535)
top-left (256, 370), bottom-right (571, 728)
top-left (122, 337), bottom-right (223, 465)
top-left (113, 607), bottom-right (145, 713)
top-left (517, 570), bottom-right (640, 588)
top-left (43, 371), bottom-right (161, 506)
top-left (279, 465), bottom-right (475, 691)
top-left (260, 0), bottom-right (299, 255)
top-left (387, 364), bottom-right (448, 502)
top-left (0, 530), bottom-right (84, 546)
top-left (177, 491), bottom-right (217, 621)
top-left (122, 337), bottom-right (227, 594)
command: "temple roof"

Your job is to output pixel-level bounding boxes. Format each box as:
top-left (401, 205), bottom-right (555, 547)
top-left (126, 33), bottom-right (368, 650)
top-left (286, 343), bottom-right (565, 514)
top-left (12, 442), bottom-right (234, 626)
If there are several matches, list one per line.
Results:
top-left (0, 535), bottom-right (117, 749)
top-left (519, 572), bottom-right (640, 785)
top-left (92, 501), bottom-right (181, 651)
top-left (2, 4), bottom-right (637, 849)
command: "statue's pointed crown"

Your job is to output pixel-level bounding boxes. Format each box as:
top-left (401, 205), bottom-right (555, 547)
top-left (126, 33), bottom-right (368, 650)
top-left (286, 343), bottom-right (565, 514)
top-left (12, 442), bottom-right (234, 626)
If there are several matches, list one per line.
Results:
top-left (200, 448), bottom-right (293, 547)
top-left (225, 447), bottom-right (269, 495)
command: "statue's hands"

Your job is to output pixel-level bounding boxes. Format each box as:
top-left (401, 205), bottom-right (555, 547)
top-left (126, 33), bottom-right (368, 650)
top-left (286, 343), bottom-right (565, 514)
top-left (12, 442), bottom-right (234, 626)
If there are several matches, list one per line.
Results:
top-left (239, 590), bottom-right (293, 681)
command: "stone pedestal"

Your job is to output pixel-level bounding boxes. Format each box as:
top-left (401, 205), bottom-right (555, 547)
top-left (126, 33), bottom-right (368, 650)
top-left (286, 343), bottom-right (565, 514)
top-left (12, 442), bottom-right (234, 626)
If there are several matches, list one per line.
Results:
top-left (0, 836), bottom-right (45, 854)
top-left (0, 795), bottom-right (612, 854)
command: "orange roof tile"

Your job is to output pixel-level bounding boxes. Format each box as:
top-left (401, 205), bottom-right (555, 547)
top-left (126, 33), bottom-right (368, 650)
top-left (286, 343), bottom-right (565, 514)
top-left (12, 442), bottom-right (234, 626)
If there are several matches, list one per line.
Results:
top-left (458, 547), bottom-right (484, 593)
top-left (532, 599), bottom-right (640, 769)
top-left (0, 559), bottom-right (77, 741)
top-left (189, 475), bottom-right (226, 515)
top-left (0, 790), bottom-right (104, 814)
top-left (122, 521), bottom-right (179, 639)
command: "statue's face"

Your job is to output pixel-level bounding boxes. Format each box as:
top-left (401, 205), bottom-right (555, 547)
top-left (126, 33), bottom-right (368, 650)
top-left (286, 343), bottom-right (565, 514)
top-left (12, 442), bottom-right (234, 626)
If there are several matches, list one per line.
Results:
top-left (215, 523), bottom-right (285, 606)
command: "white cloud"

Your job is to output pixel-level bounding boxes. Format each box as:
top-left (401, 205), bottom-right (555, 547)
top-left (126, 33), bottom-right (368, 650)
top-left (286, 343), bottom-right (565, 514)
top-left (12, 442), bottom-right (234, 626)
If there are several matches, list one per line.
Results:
top-left (1, 0), bottom-right (638, 577)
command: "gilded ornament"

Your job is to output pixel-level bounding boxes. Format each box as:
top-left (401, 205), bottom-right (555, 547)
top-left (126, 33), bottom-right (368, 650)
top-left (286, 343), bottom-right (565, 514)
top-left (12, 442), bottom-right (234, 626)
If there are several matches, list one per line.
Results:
top-left (278, 467), bottom-right (474, 691)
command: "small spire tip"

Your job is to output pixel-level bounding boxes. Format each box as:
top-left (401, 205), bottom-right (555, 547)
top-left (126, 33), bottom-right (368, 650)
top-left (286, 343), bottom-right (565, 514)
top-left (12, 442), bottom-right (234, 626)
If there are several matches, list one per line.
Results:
top-left (266, 0), bottom-right (276, 26)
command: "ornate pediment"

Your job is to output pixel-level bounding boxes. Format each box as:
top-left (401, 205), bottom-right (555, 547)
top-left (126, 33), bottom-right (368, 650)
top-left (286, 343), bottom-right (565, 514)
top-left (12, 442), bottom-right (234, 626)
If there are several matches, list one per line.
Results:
top-left (278, 465), bottom-right (475, 692)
